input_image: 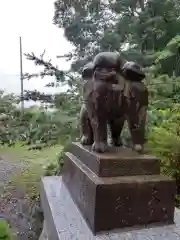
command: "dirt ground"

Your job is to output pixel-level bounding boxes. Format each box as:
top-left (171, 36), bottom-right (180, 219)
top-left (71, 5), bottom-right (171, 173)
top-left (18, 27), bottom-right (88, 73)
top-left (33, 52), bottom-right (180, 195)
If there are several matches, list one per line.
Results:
top-left (0, 154), bottom-right (43, 239)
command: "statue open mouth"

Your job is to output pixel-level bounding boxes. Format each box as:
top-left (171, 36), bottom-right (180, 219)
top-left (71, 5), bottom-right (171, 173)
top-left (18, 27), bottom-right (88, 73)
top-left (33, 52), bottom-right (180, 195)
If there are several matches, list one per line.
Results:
top-left (94, 69), bottom-right (118, 83)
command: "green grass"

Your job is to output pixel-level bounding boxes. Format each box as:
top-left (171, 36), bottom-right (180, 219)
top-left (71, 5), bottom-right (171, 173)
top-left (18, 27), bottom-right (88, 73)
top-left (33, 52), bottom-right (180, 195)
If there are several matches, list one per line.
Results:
top-left (0, 143), bottom-right (63, 199)
top-left (0, 143), bottom-right (63, 239)
top-left (0, 220), bottom-right (12, 239)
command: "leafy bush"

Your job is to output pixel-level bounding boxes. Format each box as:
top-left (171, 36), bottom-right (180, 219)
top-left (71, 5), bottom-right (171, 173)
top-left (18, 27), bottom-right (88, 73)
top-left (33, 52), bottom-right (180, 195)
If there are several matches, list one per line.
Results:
top-left (147, 105), bottom-right (180, 205)
top-left (0, 108), bottom-right (78, 147)
top-left (148, 105), bottom-right (180, 179)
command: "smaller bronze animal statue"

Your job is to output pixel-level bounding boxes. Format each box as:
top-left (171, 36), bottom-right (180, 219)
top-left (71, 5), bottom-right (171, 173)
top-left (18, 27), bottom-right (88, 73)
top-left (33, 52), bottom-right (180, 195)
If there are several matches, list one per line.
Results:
top-left (121, 61), bottom-right (148, 152)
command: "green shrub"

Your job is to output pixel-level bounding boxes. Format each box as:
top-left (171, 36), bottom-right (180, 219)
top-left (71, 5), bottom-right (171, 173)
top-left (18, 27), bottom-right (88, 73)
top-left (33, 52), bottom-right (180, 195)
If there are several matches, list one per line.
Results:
top-left (148, 106), bottom-right (180, 179)
top-left (148, 126), bottom-right (180, 178)
top-left (147, 106), bottom-right (180, 205)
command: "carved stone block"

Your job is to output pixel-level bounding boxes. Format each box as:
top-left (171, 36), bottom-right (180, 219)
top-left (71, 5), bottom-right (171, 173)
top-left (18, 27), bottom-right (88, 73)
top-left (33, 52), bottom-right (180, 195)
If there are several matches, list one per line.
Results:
top-left (67, 142), bottom-right (160, 177)
top-left (62, 145), bottom-right (176, 234)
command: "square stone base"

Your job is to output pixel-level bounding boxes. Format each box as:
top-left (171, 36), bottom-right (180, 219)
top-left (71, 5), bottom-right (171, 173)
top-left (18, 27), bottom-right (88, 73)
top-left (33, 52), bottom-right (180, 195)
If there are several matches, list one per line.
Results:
top-left (63, 152), bottom-right (175, 233)
top-left (68, 142), bottom-right (160, 177)
top-left (40, 176), bottom-right (180, 240)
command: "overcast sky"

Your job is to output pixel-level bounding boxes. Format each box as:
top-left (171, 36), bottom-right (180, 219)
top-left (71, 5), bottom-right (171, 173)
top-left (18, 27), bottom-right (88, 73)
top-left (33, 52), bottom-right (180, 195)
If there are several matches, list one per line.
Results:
top-left (0, 0), bottom-right (73, 100)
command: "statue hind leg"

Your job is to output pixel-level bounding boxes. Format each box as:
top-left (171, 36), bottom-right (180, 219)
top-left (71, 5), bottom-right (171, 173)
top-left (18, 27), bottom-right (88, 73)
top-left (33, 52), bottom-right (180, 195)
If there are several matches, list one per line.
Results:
top-left (80, 104), bottom-right (94, 145)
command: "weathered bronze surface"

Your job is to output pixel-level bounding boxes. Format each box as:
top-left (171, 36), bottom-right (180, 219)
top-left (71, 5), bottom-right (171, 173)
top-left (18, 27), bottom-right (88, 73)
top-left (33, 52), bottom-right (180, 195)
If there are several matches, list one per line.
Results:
top-left (68, 142), bottom-right (160, 177)
top-left (81, 62), bottom-right (94, 80)
top-left (80, 52), bottom-right (148, 153)
top-left (80, 103), bottom-right (94, 145)
top-left (80, 61), bottom-right (94, 146)
top-left (80, 59), bottom-right (123, 147)
top-left (122, 61), bottom-right (145, 81)
top-left (62, 146), bottom-right (176, 234)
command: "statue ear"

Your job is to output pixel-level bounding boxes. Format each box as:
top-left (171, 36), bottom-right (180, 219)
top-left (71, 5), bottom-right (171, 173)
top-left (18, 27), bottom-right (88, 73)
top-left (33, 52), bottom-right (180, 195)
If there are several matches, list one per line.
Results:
top-left (82, 62), bottom-right (94, 80)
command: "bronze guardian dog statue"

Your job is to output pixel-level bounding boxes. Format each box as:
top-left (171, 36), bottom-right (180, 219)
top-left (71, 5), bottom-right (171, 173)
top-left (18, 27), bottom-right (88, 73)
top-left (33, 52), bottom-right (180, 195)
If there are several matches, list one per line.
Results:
top-left (80, 52), bottom-right (148, 153)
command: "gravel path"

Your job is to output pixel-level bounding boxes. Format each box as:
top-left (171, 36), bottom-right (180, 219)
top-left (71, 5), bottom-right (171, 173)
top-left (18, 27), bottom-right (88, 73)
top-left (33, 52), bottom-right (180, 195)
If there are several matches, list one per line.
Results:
top-left (0, 155), bottom-right (43, 239)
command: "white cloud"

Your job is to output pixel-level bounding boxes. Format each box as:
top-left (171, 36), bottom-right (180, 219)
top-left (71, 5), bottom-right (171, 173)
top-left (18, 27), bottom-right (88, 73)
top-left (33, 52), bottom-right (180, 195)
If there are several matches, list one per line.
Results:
top-left (0, 0), bottom-right (74, 101)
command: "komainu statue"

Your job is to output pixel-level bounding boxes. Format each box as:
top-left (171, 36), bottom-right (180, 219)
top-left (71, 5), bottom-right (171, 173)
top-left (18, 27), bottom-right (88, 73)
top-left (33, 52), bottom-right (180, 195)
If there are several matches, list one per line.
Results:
top-left (121, 61), bottom-right (148, 152)
top-left (80, 52), bottom-right (148, 153)
top-left (80, 61), bottom-right (122, 146)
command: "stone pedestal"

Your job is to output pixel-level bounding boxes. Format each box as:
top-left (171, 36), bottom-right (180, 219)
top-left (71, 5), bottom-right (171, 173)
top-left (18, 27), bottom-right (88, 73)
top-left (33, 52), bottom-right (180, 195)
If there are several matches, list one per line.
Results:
top-left (40, 176), bottom-right (180, 240)
top-left (62, 142), bottom-right (176, 234)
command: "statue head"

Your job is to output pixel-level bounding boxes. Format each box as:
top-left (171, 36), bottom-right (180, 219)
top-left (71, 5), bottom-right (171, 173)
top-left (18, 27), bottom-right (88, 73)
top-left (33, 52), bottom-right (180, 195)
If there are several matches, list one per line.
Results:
top-left (93, 52), bottom-right (123, 82)
top-left (122, 61), bottom-right (145, 81)
top-left (82, 62), bottom-right (94, 80)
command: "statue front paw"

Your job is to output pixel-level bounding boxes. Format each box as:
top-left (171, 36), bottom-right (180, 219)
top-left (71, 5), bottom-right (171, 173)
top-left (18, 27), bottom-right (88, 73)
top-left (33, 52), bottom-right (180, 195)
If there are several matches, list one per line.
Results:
top-left (133, 144), bottom-right (144, 153)
top-left (92, 141), bottom-right (108, 153)
top-left (80, 135), bottom-right (93, 145)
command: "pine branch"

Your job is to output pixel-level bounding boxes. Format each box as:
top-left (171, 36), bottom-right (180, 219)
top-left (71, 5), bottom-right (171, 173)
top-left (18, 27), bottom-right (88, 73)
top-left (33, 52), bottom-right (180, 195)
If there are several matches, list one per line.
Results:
top-left (56, 52), bottom-right (75, 60)
top-left (24, 52), bottom-right (74, 82)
